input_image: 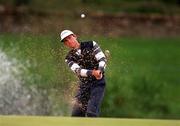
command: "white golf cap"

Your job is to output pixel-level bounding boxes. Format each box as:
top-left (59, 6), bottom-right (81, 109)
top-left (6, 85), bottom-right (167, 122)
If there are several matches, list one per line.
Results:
top-left (60, 30), bottom-right (74, 42)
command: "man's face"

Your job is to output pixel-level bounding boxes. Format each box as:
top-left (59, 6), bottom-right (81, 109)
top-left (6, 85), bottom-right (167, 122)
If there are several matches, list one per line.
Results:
top-left (63, 34), bottom-right (78, 49)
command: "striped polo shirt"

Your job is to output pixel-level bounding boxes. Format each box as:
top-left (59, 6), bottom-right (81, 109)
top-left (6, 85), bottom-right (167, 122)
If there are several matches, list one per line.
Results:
top-left (65, 41), bottom-right (107, 83)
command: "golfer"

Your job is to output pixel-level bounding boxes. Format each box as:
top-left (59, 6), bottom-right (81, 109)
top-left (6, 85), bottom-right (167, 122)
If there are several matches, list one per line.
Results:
top-left (60, 30), bottom-right (107, 117)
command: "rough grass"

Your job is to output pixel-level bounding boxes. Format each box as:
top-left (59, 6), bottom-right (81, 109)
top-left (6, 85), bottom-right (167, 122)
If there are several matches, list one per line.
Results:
top-left (0, 34), bottom-right (180, 118)
top-left (98, 37), bottom-right (180, 118)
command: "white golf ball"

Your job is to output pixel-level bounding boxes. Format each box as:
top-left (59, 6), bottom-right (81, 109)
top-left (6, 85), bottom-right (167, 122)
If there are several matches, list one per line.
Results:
top-left (81, 13), bottom-right (85, 18)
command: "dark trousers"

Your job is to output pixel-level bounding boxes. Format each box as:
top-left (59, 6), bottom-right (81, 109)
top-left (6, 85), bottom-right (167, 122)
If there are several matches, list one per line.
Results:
top-left (72, 78), bottom-right (105, 117)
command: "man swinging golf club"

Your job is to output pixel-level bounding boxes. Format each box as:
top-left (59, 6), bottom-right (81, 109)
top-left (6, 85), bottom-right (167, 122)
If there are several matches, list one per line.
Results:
top-left (60, 30), bottom-right (107, 117)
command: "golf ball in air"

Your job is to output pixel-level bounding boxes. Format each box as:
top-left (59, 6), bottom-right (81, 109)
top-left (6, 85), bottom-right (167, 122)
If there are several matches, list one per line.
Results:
top-left (81, 14), bottom-right (85, 18)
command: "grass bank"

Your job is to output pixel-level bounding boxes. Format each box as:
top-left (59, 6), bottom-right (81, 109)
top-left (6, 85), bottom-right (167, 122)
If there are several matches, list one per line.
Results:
top-left (0, 34), bottom-right (179, 118)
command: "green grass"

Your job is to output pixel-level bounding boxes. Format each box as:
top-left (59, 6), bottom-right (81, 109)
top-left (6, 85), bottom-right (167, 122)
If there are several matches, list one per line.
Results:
top-left (0, 34), bottom-right (73, 88)
top-left (1, 116), bottom-right (180, 126)
top-left (0, 34), bottom-right (180, 118)
top-left (97, 37), bottom-right (180, 118)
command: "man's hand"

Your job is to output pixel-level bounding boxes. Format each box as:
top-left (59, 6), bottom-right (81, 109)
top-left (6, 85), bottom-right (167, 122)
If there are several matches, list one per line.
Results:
top-left (92, 70), bottom-right (102, 80)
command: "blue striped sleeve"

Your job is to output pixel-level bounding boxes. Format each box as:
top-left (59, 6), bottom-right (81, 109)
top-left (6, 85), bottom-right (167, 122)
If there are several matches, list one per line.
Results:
top-left (93, 41), bottom-right (107, 72)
